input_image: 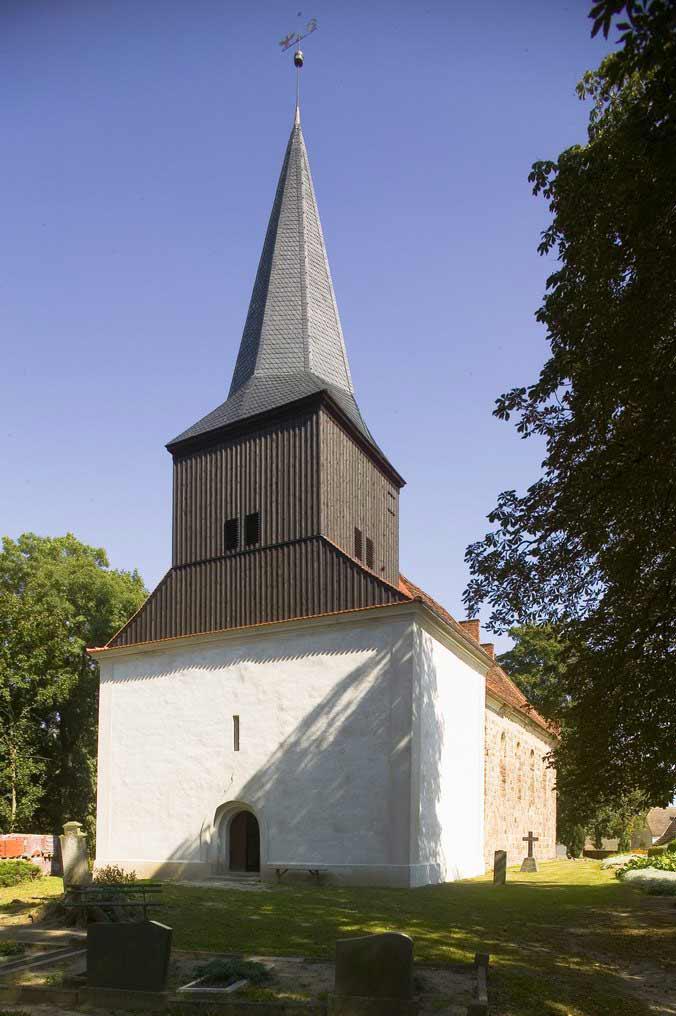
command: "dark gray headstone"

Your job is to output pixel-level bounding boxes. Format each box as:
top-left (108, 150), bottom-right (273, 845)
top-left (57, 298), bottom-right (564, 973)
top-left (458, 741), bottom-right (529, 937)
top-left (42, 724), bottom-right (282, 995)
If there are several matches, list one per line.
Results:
top-left (87, 921), bottom-right (172, 991)
top-left (493, 850), bottom-right (507, 885)
top-left (334, 932), bottom-right (413, 1001)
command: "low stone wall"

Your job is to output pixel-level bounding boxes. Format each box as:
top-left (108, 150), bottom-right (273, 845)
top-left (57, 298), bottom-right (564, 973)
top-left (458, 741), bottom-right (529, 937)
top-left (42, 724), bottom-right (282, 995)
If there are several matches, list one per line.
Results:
top-left (0, 834), bottom-right (61, 875)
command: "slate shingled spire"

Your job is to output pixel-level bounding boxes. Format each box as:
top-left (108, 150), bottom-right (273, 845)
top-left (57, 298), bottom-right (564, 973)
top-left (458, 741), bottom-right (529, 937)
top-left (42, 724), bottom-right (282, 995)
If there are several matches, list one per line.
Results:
top-left (170, 113), bottom-right (374, 447)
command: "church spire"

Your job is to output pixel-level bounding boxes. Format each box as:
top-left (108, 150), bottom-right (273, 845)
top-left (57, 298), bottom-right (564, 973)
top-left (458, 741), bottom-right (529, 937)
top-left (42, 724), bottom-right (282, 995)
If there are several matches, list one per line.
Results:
top-left (229, 114), bottom-right (354, 397)
top-left (170, 112), bottom-right (374, 448)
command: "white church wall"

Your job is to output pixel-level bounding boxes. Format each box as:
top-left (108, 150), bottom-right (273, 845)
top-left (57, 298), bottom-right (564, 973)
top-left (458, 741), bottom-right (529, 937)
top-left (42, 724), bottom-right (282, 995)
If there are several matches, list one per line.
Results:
top-left (409, 622), bottom-right (486, 885)
top-left (95, 612), bottom-right (416, 886)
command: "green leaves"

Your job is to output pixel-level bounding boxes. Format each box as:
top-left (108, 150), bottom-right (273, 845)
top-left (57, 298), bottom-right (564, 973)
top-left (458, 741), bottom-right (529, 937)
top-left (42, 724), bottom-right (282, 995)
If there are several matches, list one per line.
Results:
top-left (464, 5), bottom-right (676, 805)
top-left (0, 533), bottom-right (146, 834)
top-left (496, 624), bottom-right (572, 721)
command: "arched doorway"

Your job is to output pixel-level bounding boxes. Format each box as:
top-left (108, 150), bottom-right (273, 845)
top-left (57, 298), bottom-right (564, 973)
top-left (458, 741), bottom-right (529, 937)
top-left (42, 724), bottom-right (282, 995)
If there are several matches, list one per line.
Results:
top-left (229, 810), bottom-right (260, 872)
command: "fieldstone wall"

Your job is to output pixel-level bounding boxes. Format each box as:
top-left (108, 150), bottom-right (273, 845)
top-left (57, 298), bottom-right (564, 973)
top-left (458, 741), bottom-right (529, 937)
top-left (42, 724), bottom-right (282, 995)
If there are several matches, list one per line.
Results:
top-left (483, 704), bottom-right (557, 870)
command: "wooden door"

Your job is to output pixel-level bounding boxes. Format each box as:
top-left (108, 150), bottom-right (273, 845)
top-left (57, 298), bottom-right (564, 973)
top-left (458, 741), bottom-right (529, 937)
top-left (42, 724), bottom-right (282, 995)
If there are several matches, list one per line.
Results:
top-left (229, 811), bottom-right (260, 872)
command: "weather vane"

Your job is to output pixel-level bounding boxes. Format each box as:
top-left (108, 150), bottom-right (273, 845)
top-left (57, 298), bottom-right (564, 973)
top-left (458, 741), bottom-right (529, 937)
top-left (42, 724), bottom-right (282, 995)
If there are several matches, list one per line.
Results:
top-left (278, 13), bottom-right (318, 117)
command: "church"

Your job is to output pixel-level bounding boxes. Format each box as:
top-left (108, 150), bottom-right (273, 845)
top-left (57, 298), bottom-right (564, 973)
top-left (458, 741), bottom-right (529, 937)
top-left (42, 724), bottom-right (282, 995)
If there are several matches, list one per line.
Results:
top-left (91, 100), bottom-right (557, 886)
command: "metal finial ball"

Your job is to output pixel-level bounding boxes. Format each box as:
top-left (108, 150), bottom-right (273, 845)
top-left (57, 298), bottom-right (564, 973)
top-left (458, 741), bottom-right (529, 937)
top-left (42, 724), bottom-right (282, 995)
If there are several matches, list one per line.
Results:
top-left (294, 49), bottom-right (304, 68)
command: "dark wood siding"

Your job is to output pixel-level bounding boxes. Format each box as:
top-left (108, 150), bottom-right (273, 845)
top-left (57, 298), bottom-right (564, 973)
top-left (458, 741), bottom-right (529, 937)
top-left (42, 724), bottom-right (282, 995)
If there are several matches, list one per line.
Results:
top-left (109, 537), bottom-right (406, 647)
top-left (173, 411), bottom-right (320, 566)
top-left (319, 409), bottom-right (399, 586)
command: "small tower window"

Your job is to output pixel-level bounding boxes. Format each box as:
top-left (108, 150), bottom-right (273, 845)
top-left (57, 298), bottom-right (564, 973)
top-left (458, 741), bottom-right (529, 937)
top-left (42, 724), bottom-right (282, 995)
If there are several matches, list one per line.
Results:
top-left (366, 537), bottom-right (374, 569)
top-left (245, 511), bottom-right (260, 547)
top-left (225, 517), bottom-right (239, 551)
top-left (354, 527), bottom-right (363, 560)
top-left (233, 715), bottom-right (240, 752)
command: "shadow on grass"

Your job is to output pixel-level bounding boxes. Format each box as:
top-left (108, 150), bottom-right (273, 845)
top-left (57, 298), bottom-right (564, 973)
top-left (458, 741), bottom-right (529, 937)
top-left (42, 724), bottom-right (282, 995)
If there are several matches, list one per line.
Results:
top-left (161, 872), bottom-right (675, 1016)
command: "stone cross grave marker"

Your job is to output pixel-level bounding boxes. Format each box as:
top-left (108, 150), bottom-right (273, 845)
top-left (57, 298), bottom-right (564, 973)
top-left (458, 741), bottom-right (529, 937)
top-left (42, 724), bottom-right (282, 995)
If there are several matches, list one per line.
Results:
top-left (329, 931), bottom-right (415, 1015)
top-left (520, 830), bottom-right (539, 873)
top-left (493, 849), bottom-right (507, 885)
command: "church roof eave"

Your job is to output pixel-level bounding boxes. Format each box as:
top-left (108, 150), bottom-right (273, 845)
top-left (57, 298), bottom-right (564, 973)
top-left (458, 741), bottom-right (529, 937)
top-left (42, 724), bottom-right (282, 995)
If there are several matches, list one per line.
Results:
top-left (166, 387), bottom-right (405, 489)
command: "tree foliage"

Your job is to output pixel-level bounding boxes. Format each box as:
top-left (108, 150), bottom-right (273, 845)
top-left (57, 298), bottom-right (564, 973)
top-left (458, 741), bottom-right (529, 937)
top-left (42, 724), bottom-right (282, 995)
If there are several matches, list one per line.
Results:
top-left (497, 625), bottom-right (649, 848)
top-left (497, 624), bottom-right (572, 721)
top-left (465, 1), bottom-right (676, 807)
top-left (0, 533), bottom-right (146, 834)
top-left (588, 792), bottom-right (648, 850)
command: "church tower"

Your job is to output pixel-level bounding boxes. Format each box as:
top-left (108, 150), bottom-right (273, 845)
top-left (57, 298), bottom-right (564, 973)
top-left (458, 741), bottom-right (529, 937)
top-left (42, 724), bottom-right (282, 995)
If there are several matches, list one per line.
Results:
top-left (93, 97), bottom-right (556, 888)
top-left (109, 109), bottom-right (406, 648)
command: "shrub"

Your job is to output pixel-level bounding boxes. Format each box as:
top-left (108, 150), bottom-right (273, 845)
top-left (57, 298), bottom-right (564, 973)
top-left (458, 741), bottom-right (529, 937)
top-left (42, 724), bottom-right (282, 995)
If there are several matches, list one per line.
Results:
top-left (617, 831), bottom-right (631, 852)
top-left (648, 846), bottom-right (666, 857)
top-left (616, 853), bottom-right (676, 879)
top-left (565, 825), bottom-right (586, 859)
top-left (666, 840), bottom-right (676, 854)
top-left (92, 864), bottom-right (137, 885)
top-left (0, 859), bottom-right (42, 889)
top-left (645, 881), bottom-right (676, 896)
top-left (0, 941), bottom-right (27, 957)
top-left (193, 957), bottom-right (271, 987)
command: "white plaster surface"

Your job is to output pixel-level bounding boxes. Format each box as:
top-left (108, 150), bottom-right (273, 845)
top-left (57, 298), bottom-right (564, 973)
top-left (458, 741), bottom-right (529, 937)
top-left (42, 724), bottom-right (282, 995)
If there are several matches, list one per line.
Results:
top-left (410, 625), bottom-right (486, 884)
top-left (96, 616), bottom-right (415, 883)
top-left (96, 611), bottom-right (488, 886)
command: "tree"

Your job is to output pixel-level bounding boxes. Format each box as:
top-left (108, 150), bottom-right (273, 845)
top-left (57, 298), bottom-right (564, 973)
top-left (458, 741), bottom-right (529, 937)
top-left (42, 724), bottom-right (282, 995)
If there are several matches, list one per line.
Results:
top-left (464, 2), bottom-right (676, 807)
top-left (496, 624), bottom-right (572, 721)
top-left (496, 625), bottom-right (649, 847)
top-left (588, 792), bottom-right (648, 849)
top-left (0, 534), bottom-right (146, 835)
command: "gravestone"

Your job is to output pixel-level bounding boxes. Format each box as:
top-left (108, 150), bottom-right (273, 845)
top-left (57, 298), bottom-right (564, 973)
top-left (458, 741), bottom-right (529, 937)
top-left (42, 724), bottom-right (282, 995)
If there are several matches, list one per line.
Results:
top-left (59, 821), bottom-right (90, 886)
top-left (328, 931), bottom-right (416, 1015)
top-left (493, 849), bottom-right (507, 885)
top-left (87, 920), bottom-right (172, 992)
top-left (520, 831), bottom-right (539, 873)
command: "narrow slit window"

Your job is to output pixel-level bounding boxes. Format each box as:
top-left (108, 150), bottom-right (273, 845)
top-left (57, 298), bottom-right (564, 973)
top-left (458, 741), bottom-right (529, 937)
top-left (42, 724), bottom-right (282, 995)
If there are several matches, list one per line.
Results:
top-left (365, 537), bottom-right (374, 569)
top-left (354, 527), bottom-right (363, 560)
top-left (244, 511), bottom-right (260, 547)
top-left (224, 517), bottom-right (239, 551)
top-left (233, 715), bottom-right (240, 752)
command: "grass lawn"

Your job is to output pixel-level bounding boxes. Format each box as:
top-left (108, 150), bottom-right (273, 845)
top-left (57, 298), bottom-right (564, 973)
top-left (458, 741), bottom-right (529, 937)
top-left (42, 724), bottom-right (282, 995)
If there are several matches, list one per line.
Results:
top-left (2, 862), bottom-right (674, 1015)
top-left (0, 876), bottom-right (63, 926)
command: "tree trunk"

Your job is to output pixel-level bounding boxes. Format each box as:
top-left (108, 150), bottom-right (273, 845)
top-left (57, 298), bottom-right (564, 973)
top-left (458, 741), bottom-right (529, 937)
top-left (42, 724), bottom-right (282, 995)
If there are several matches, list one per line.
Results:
top-left (9, 744), bottom-right (17, 832)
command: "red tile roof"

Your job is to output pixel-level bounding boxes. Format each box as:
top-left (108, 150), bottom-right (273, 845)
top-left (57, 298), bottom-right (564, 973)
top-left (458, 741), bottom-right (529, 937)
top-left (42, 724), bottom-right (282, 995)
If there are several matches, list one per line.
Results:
top-left (400, 574), bottom-right (555, 738)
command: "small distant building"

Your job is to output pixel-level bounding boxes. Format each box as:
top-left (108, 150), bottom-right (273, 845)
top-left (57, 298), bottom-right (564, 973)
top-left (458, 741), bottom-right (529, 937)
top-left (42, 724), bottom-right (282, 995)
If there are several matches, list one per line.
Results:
top-left (585, 806), bottom-right (676, 852)
top-left (645, 807), bottom-right (676, 847)
top-left (90, 102), bottom-right (557, 886)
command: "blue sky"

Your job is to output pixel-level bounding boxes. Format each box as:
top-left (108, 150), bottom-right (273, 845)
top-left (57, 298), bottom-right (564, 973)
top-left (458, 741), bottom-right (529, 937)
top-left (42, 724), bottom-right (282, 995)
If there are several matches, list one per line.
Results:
top-left (1, 1), bottom-right (613, 650)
